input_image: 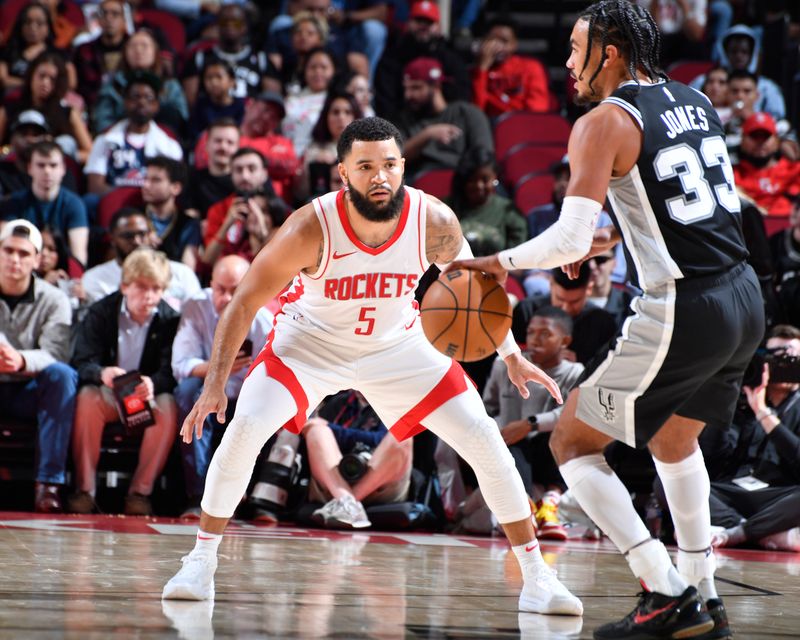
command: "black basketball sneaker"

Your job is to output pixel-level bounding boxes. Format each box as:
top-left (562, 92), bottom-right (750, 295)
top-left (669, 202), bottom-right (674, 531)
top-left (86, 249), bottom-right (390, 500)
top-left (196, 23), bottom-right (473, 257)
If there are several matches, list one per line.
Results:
top-left (694, 598), bottom-right (733, 639)
top-left (593, 585), bottom-right (714, 639)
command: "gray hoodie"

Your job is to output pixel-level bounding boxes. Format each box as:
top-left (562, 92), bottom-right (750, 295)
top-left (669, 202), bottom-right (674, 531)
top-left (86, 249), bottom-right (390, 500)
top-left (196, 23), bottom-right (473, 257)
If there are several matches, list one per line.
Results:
top-left (0, 276), bottom-right (72, 382)
top-left (691, 24), bottom-right (786, 120)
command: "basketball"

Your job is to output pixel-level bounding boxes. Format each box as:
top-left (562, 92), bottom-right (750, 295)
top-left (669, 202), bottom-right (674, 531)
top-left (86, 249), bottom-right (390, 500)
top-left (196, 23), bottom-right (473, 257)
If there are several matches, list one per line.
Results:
top-left (420, 269), bottom-right (512, 362)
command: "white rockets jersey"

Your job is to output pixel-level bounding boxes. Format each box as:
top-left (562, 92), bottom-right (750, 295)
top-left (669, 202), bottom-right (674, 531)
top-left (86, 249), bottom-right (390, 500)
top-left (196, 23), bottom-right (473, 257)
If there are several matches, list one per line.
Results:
top-left (278, 186), bottom-right (430, 347)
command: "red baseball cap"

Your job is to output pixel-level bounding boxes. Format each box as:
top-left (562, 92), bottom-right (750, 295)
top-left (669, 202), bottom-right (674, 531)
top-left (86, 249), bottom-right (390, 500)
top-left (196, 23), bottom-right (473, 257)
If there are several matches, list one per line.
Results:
top-left (742, 112), bottom-right (777, 137)
top-left (403, 57), bottom-right (444, 84)
top-left (409, 1), bottom-right (440, 23)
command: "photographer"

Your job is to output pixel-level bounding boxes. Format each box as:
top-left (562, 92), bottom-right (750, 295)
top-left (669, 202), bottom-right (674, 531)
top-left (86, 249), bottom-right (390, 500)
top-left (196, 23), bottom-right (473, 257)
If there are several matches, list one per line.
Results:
top-left (201, 147), bottom-right (289, 267)
top-left (69, 248), bottom-right (180, 516)
top-left (303, 390), bottom-right (413, 529)
top-left (700, 324), bottom-right (800, 551)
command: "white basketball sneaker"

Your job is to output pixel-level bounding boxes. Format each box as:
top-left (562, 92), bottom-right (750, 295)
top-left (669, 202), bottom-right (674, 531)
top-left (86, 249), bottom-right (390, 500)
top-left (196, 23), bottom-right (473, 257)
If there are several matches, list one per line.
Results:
top-left (162, 551), bottom-right (217, 600)
top-left (519, 563), bottom-right (583, 616)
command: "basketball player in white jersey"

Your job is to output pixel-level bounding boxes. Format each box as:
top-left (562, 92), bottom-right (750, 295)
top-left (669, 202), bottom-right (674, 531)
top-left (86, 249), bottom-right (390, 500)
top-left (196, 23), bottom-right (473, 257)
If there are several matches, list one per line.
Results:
top-left (162, 117), bottom-right (583, 616)
top-left (451, 2), bottom-right (762, 638)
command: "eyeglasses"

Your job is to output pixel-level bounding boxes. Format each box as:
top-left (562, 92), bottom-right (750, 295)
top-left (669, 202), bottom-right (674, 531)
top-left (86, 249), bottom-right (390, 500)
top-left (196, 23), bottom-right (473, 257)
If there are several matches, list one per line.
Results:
top-left (117, 230), bottom-right (149, 240)
top-left (219, 18), bottom-right (245, 28)
top-left (99, 8), bottom-right (124, 17)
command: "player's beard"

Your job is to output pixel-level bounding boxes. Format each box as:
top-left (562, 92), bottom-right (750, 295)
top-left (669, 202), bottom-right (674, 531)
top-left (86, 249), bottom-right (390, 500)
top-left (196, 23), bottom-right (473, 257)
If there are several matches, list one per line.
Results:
top-left (347, 179), bottom-right (405, 222)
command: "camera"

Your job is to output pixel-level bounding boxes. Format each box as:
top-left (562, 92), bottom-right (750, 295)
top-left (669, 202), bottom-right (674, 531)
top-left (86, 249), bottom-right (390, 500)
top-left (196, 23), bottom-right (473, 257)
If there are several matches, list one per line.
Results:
top-left (742, 347), bottom-right (800, 387)
top-left (249, 431), bottom-right (301, 512)
top-left (338, 442), bottom-right (373, 484)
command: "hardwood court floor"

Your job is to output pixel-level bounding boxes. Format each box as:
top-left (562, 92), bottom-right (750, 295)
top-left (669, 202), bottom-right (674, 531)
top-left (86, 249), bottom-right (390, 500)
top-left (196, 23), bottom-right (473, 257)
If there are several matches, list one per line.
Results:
top-left (1, 512), bottom-right (798, 639)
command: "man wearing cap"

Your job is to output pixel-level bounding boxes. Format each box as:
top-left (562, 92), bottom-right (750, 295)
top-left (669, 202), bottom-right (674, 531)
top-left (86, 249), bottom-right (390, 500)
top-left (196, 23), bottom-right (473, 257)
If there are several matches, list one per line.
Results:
top-left (472, 18), bottom-right (553, 117)
top-left (0, 219), bottom-right (78, 513)
top-left (374, 0), bottom-right (470, 121)
top-left (398, 56), bottom-right (493, 182)
top-left (85, 71), bottom-right (183, 197)
top-left (733, 112), bottom-right (800, 218)
top-left (0, 140), bottom-right (89, 267)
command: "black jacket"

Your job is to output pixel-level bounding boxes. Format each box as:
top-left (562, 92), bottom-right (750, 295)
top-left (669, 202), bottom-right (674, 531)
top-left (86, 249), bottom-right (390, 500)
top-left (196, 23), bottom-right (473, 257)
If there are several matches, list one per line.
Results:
top-left (71, 291), bottom-right (180, 395)
top-left (701, 391), bottom-right (800, 486)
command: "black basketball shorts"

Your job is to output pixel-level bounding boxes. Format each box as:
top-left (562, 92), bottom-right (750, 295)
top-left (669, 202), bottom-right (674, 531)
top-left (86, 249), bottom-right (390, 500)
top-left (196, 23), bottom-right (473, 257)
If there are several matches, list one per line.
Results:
top-left (576, 262), bottom-right (764, 448)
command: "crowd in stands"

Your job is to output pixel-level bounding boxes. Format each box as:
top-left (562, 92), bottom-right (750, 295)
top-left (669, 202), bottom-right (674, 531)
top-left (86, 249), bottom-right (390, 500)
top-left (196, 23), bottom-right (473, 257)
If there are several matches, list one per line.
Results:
top-left (0, 0), bottom-right (799, 551)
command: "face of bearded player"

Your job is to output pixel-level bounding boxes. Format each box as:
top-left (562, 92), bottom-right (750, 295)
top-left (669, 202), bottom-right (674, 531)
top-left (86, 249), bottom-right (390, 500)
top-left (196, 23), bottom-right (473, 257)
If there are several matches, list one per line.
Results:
top-left (341, 138), bottom-right (406, 223)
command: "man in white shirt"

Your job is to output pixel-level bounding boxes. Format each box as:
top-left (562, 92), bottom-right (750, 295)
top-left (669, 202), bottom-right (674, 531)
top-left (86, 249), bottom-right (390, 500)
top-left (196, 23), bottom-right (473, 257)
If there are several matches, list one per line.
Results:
top-left (84, 71), bottom-right (183, 196)
top-left (172, 255), bottom-right (273, 516)
top-left (82, 208), bottom-right (201, 311)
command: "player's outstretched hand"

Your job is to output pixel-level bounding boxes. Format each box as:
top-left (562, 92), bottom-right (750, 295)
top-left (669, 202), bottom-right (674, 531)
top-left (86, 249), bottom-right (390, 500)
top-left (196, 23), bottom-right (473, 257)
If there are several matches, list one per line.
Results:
top-left (181, 386), bottom-right (228, 444)
top-left (445, 254), bottom-right (507, 284)
top-left (504, 352), bottom-right (563, 404)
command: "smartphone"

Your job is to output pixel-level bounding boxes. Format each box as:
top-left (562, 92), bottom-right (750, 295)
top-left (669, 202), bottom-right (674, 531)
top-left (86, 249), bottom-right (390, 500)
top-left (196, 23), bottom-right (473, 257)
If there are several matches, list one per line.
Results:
top-left (239, 338), bottom-right (253, 356)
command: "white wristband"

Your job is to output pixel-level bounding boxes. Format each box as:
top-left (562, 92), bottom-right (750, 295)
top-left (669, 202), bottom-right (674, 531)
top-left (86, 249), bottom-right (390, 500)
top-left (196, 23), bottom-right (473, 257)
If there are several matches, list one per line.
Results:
top-left (496, 330), bottom-right (521, 359)
top-left (497, 195), bottom-right (602, 270)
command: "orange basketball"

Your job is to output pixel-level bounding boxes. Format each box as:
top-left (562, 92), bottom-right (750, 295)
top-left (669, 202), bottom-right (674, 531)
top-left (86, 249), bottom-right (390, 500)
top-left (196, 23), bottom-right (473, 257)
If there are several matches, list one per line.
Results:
top-left (420, 269), bottom-right (512, 362)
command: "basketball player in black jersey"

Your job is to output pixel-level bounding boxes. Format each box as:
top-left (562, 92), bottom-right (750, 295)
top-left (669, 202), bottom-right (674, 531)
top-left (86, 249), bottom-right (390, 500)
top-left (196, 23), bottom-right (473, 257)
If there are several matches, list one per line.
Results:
top-left (452, 1), bottom-right (763, 638)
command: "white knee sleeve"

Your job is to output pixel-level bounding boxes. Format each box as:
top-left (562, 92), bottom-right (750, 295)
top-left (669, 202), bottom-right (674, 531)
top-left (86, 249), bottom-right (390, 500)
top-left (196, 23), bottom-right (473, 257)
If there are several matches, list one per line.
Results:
top-left (201, 368), bottom-right (298, 518)
top-left (424, 392), bottom-right (531, 524)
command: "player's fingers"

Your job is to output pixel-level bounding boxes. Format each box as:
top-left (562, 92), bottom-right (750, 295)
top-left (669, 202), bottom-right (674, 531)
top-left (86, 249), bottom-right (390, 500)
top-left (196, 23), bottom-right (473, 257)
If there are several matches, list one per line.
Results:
top-left (515, 379), bottom-right (530, 399)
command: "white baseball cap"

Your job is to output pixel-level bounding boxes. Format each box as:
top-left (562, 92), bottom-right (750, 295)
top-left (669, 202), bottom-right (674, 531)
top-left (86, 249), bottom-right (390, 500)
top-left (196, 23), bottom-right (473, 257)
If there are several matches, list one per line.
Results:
top-left (0, 219), bottom-right (43, 253)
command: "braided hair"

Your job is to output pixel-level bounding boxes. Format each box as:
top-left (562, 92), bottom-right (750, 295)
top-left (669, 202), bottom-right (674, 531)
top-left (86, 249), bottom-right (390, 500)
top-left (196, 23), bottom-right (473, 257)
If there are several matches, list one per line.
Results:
top-left (579, 0), bottom-right (667, 95)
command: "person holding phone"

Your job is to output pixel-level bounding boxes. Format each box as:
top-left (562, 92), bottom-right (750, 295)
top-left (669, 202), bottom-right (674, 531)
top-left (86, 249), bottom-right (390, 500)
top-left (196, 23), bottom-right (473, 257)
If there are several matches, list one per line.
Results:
top-left (172, 255), bottom-right (273, 518)
top-left (69, 248), bottom-right (180, 516)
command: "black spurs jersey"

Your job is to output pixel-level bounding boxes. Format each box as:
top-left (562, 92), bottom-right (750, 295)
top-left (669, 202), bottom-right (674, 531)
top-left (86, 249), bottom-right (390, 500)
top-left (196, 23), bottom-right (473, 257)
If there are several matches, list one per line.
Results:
top-left (603, 80), bottom-right (748, 292)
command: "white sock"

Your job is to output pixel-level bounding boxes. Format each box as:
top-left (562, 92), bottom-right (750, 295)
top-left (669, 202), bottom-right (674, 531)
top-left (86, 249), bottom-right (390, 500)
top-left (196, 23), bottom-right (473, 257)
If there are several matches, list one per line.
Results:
top-left (512, 539), bottom-right (545, 575)
top-left (193, 530), bottom-right (222, 556)
top-left (559, 454), bottom-right (651, 552)
top-left (653, 449), bottom-right (718, 599)
top-left (677, 548), bottom-right (718, 600)
top-left (627, 538), bottom-right (688, 596)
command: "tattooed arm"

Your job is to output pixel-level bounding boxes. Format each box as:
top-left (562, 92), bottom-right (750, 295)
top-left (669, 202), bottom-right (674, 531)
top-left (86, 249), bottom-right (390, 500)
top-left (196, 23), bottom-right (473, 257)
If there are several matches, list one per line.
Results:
top-left (425, 195), bottom-right (467, 266)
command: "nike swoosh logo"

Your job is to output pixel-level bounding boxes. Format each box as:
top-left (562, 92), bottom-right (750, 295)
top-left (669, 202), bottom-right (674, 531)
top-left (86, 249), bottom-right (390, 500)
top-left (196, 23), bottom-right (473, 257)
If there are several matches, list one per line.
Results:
top-left (508, 256), bottom-right (516, 268)
top-left (633, 601), bottom-right (677, 625)
top-left (525, 544), bottom-right (538, 552)
top-left (333, 251), bottom-right (357, 260)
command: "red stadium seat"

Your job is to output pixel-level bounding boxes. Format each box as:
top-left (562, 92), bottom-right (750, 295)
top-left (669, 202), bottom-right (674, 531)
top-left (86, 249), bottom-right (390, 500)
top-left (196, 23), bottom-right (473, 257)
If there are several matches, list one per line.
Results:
top-left (97, 187), bottom-right (144, 230)
top-left (514, 173), bottom-right (554, 216)
top-left (412, 168), bottom-right (454, 200)
top-left (494, 112), bottom-right (571, 163)
top-left (667, 60), bottom-right (714, 85)
top-left (763, 215), bottom-right (791, 238)
top-left (502, 143), bottom-right (566, 190)
top-left (138, 8), bottom-right (186, 56)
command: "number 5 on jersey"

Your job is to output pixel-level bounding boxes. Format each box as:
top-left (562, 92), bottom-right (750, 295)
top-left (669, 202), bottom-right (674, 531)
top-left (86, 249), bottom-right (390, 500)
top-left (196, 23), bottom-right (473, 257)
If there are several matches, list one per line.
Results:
top-left (355, 306), bottom-right (376, 335)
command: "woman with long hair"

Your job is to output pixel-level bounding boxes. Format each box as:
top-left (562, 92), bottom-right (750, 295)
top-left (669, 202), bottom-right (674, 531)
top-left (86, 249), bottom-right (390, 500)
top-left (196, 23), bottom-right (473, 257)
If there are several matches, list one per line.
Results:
top-left (0, 51), bottom-right (91, 162)
top-left (92, 28), bottom-right (189, 134)
top-left (0, 2), bottom-right (77, 92)
top-left (295, 90), bottom-right (362, 202)
top-left (282, 47), bottom-right (338, 158)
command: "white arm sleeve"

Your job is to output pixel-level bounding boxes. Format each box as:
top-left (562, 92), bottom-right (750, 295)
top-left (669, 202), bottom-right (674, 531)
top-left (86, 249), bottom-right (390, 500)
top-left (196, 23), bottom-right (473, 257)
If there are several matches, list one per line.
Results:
top-left (497, 196), bottom-right (602, 270)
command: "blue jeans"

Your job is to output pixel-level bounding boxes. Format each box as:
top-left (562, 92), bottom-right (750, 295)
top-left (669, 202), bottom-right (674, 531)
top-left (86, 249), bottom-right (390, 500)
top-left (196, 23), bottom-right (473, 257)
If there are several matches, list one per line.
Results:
top-left (174, 377), bottom-right (236, 499)
top-left (0, 363), bottom-right (78, 484)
